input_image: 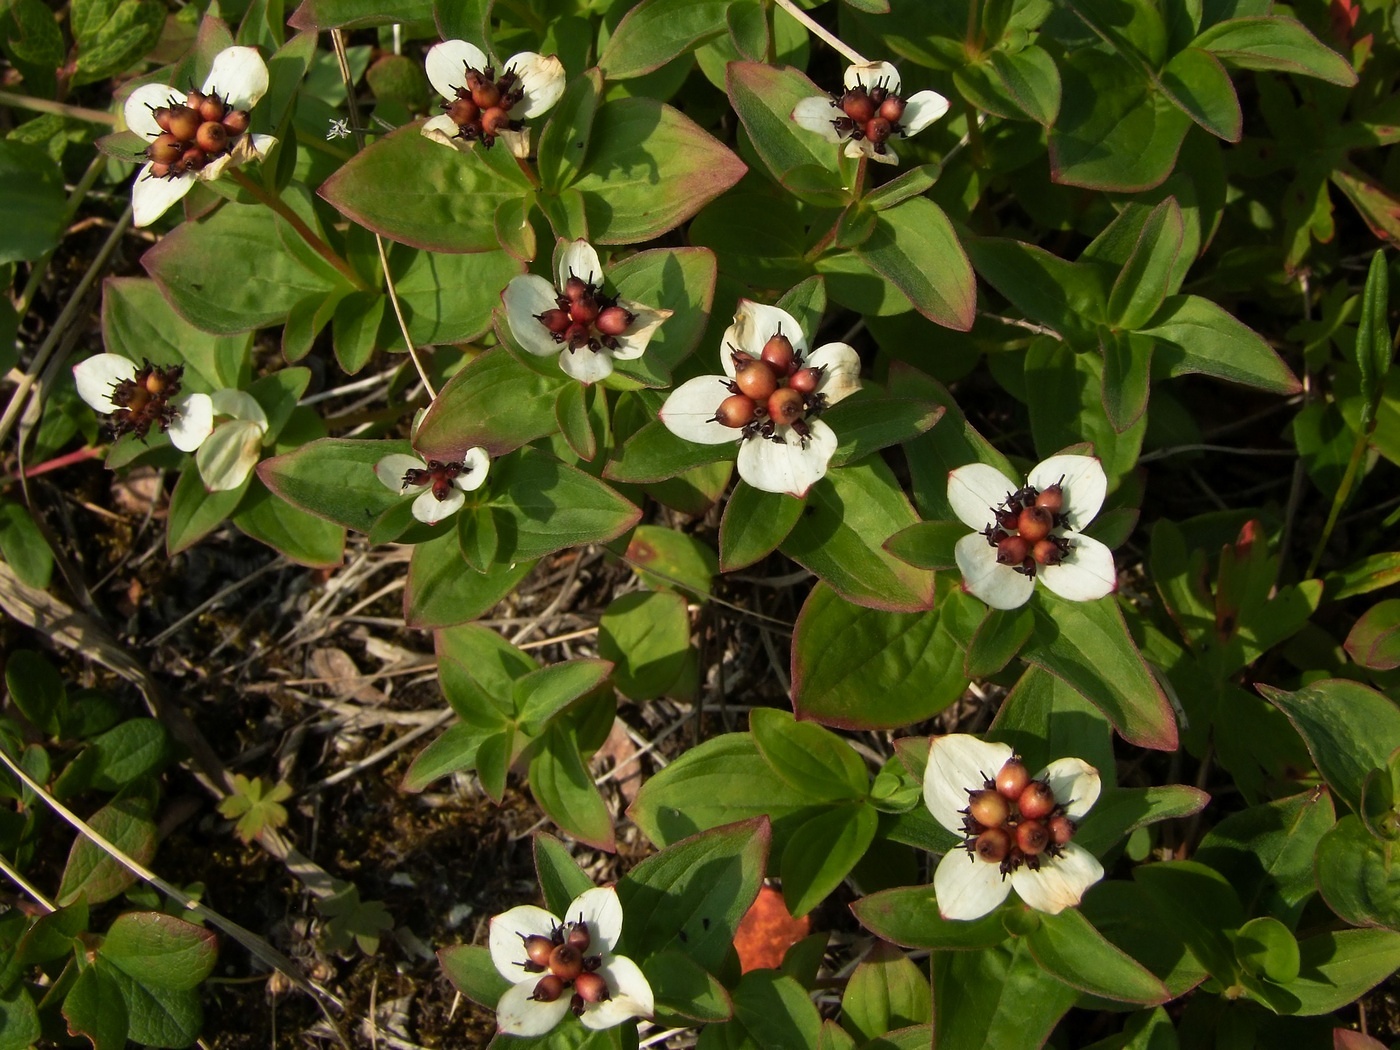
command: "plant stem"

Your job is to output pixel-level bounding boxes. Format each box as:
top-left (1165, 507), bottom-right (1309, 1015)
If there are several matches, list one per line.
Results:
top-left (1304, 421), bottom-right (1372, 578)
top-left (329, 28), bottom-right (437, 400)
top-left (226, 168), bottom-right (368, 291)
top-left (0, 851), bottom-right (55, 912)
top-left (0, 89), bottom-right (116, 126)
top-left (771, 0), bottom-right (869, 65)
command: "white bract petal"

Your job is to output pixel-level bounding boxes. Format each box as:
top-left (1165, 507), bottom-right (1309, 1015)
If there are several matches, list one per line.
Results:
top-left (611, 302), bottom-right (671, 360)
top-left (495, 980), bottom-right (571, 1037)
top-left (426, 39), bottom-right (490, 100)
top-left (791, 96), bottom-right (843, 143)
top-left (923, 734), bottom-right (1015, 833)
top-left (845, 60), bottom-right (902, 95)
top-left (806, 341), bottom-right (862, 406)
top-left (73, 354), bottom-right (138, 413)
top-left (659, 376), bottom-right (738, 445)
top-left (375, 453), bottom-right (428, 493)
top-left (902, 89), bottom-right (951, 136)
top-left (421, 113), bottom-right (468, 152)
top-left (203, 46), bottom-right (270, 111)
top-left (558, 344), bottom-right (615, 384)
top-left (852, 138), bottom-right (900, 165)
top-left (196, 418), bottom-right (263, 491)
top-left (581, 954), bottom-right (654, 1029)
top-left (1010, 842), bottom-right (1104, 915)
top-left (955, 532), bottom-right (1035, 609)
top-left (210, 389), bottom-right (268, 429)
top-left (131, 166), bottom-right (197, 228)
top-left (722, 300), bottom-right (807, 369)
top-left (412, 486), bottom-right (464, 525)
top-left (556, 239), bottom-right (603, 290)
top-left (489, 904), bottom-right (559, 983)
top-left (947, 463), bottom-right (1016, 531)
top-left (503, 275), bottom-right (566, 357)
top-left (507, 52), bottom-right (566, 119)
top-left (169, 392), bottom-right (214, 452)
top-left (124, 83), bottom-right (176, 139)
top-left (736, 418), bottom-right (837, 498)
top-left (933, 849), bottom-right (1011, 921)
top-left (567, 887), bottom-right (624, 952)
top-left (500, 127), bottom-right (532, 159)
top-left (1029, 454), bottom-right (1106, 529)
top-left (229, 133), bottom-right (278, 165)
top-left (1037, 758), bottom-right (1101, 822)
top-left (457, 447), bottom-right (491, 492)
top-left (1039, 534), bottom-right (1117, 602)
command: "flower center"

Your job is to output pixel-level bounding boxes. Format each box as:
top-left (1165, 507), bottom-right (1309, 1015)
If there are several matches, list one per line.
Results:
top-left (516, 920), bottom-right (612, 1017)
top-left (401, 459), bottom-right (474, 500)
top-left (144, 88), bottom-right (249, 181)
top-left (960, 755), bottom-right (1078, 876)
top-left (979, 478), bottom-right (1072, 578)
top-left (710, 328), bottom-right (828, 448)
top-left (442, 63), bottom-right (526, 147)
top-left (107, 360), bottom-right (185, 442)
top-left (826, 78), bottom-right (908, 155)
top-left (535, 273), bottom-right (634, 354)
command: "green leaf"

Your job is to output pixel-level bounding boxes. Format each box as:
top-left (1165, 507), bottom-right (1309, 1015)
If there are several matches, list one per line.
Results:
top-left (607, 246), bottom-right (718, 387)
top-left (401, 723), bottom-right (488, 792)
top-left (538, 68), bottom-right (603, 192)
top-left (965, 605), bottom-right (1036, 679)
top-left (3, 0), bottom-right (66, 71)
top-left (103, 277), bottom-right (251, 391)
top-left (882, 520), bottom-right (965, 571)
top-left (0, 141), bottom-right (66, 264)
top-left (644, 948), bottom-right (733, 1022)
top-left (726, 61), bottom-right (846, 206)
top-left (217, 772), bottom-right (293, 843)
top-left (841, 940), bottom-right (930, 1043)
top-left (1315, 815), bottom-right (1400, 931)
top-left (487, 447), bottom-right (641, 563)
top-left (439, 943), bottom-right (510, 1010)
top-left (864, 164), bottom-right (943, 213)
top-left (1235, 916), bottom-right (1299, 984)
top-left (781, 461), bottom-right (935, 612)
top-left (605, 419), bottom-right (732, 483)
top-left (391, 246), bottom-right (524, 350)
top-left (825, 393), bottom-right (944, 469)
top-left (1159, 47), bottom-right (1243, 141)
top-left (750, 708), bottom-right (867, 801)
top-left (1107, 197), bottom-right (1186, 331)
top-left (1288, 928), bottom-right (1400, 1016)
top-left (529, 724), bottom-right (615, 851)
top-left (1141, 294), bottom-right (1301, 393)
top-left (1259, 679), bottom-right (1400, 813)
top-left (58, 794), bottom-right (158, 906)
top-left (719, 480), bottom-right (805, 571)
top-left (780, 803), bottom-right (878, 917)
top-left (257, 437), bottom-right (413, 532)
top-left (728, 970), bottom-right (824, 1047)
top-left (954, 46), bottom-right (1061, 125)
top-left (689, 190), bottom-right (811, 289)
top-left (414, 348), bottom-right (568, 460)
top-left (1026, 907), bottom-right (1171, 1003)
top-left (288, 0), bottom-right (433, 32)
top-left (791, 581), bottom-right (976, 729)
top-left (89, 719), bottom-right (168, 792)
top-left (405, 532), bottom-right (535, 629)
top-left (319, 123), bottom-right (532, 252)
top-left (1100, 329), bottom-right (1154, 432)
top-left (317, 883), bottom-right (394, 955)
top-left (63, 964), bottom-right (129, 1050)
top-left (534, 833), bottom-right (595, 918)
top-left (101, 912), bottom-right (218, 991)
top-left (618, 818), bottom-right (769, 971)
top-left (1133, 860), bottom-right (1244, 982)
top-left (598, 0), bottom-right (728, 79)
top-left (1050, 49), bottom-right (1191, 192)
top-left (932, 941), bottom-right (1076, 1050)
top-left (17, 899), bottom-right (88, 964)
top-left (1346, 600), bottom-right (1400, 671)
top-left (1355, 249), bottom-right (1393, 425)
top-left (5, 649), bottom-right (64, 736)
top-left (514, 659), bottom-right (612, 731)
top-left (0, 985), bottom-right (39, 1050)
top-left (598, 591), bottom-right (691, 700)
top-left (1077, 882), bottom-right (1209, 998)
top-left (233, 485), bottom-right (346, 568)
top-left (965, 236), bottom-right (1106, 343)
top-left (1026, 593), bottom-right (1179, 750)
top-left (623, 524), bottom-right (719, 600)
top-left (71, 0), bottom-right (164, 82)
top-left (0, 501), bottom-right (52, 590)
top-left (857, 198), bottom-right (976, 331)
top-left (1073, 785), bottom-right (1210, 856)
top-left (574, 98), bottom-right (746, 244)
top-left (1193, 15), bottom-right (1356, 85)
top-left (143, 199), bottom-right (345, 335)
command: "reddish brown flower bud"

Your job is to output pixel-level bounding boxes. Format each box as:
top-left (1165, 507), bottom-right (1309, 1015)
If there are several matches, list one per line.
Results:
top-left (165, 105), bottom-right (201, 142)
top-left (1049, 815), bottom-right (1076, 845)
top-left (864, 116), bottom-right (893, 144)
top-left (565, 922), bottom-right (591, 952)
top-left (574, 971), bottom-right (610, 1004)
top-left (878, 96), bottom-right (906, 122)
top-left (735, 360), bottom-right (778, 400)
top-left (761, 333), bottom-right (795, 373)
top-left (1016, 820), bottom-right (1049, 855)
top-left (522, 934), bottom-right (555, 967)
top-left (1032, 539), bottom-right (1064, 566)
top-left (563, 322), bottom-right (592, 348)
top-left (788, 367), bottom-right (820, 394)
top-left (147, 133), bottom-right (183, 166)
top-left (563, 276), bottom-right (590, 303)
top-left (840, 89), bottom-right (875, 123)
top-left (1018, 781), bottom-right (1057, 821)
top-left (198, 94), bottom-right (226, 123)
top-left (548, 943), bottom-right (583, 981)
top-left (185, 89), bottom-right (208, 111)
top-left (481, 106), bottom-right (512, 138)
top-left (974, 827), bottom-right (1011, 863)
top-left (153, 107), bottom-right (176, 133)
top-left (715, 394), bottom-right (757, 429)
top-left (1034, 483), bottom-right (1064, 514)
top-left (967, 789), bottom-right (1009, 828)
top-left (175, 147), bottom-right (207, 174)
top-left (995, 758), bottom-right (1030, 800)
top-left (995, 534), bottom-right (1029, 566)
top-left (531, 974), bottom-right (566, 1002)
top-left (195, 121), bottom-right (228, 154)
top-left (446, 96), bottom-right (480, 126)
top-left (1017, 505), bottom-right (1054, 543)
top-left (472, 80), bottom-right (503, 109)
top-left (569, 297), bottom-right (600, 326)
top-left (537, 308), bottom-right (571, 334)
top-left (149, 162), bottom-right (171, 178)
top-left (596, 305), bottom-right (632, 336)
top-left (222, 109), bottom-right (250, 134)
top-left (767, 387), bottom-right (805, 426)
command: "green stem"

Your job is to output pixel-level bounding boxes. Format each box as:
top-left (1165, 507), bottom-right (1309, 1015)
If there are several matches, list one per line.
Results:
top-left (227, 169), bottom-right (368, 291)
top-left (0, 89), bottom-right (116, 126)
top-left (771, 0), bottom-right (868, 65)
top-left (1304, 419), bottom-right (1374, 579)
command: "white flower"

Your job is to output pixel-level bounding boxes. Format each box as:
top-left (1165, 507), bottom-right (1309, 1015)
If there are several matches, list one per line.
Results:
top-left (659, 300), bottom-right (861, 498)
top-left (488, 886), bottom-right (654, 1037)
top-left (123, 46), bottom-right (276, 227)
top-left (947, 454), bottom-right (1117, 610)
top-left (421, 38), bottom-right (565, 158)
top-left (73, 353), bottom-right (214, 452)
top-left (791, 60), bottom-right (950, 166)
top-left (502, 239), bottom-right (672, 384)
top-left (923, 734), bottom-right (1104, 921)
top-left (196, 390), bottom-right (269, 492)
top-left (375, 449), bottom-right (489, 525)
